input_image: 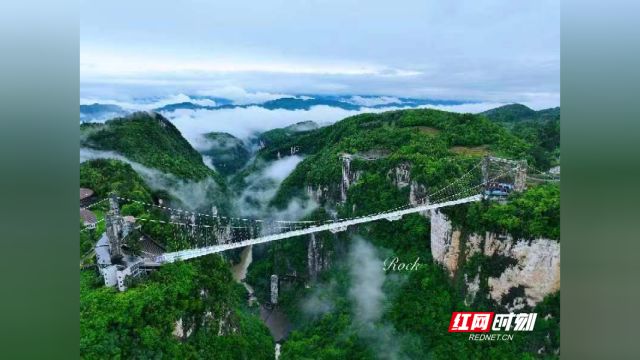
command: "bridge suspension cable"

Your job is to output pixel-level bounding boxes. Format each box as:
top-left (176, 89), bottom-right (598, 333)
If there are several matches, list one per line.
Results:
top-left (88, 156), bottom-right (528, 263)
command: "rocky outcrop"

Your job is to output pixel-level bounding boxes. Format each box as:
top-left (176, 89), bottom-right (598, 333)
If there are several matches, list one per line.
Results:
top-left (429, 210), bottom-right (461, 275)
top-left (388, 162), bottom-right (412, 188)
top-left (387, 162), bottom-right (429, 207)
top-left (464, 271), bottom-right (481, 306)
top-left (409, 181), bottom-right (428, 206)
top-left (173, 318), bottom-right (194, 340)
top-left (429, 211), bottom-right (560, 309)
top-left (340, 154), bottom-right (362, 202)
top-left (271, 275), bottom-right (279, 304)
top-left (307, 233), bottom-right (330, 282)
top-left (487, 238), bottom-right (560, 309)
top-left (306, 184), bottom-right (330, 203)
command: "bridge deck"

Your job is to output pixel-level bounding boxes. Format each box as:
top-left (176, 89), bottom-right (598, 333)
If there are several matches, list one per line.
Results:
top-left (159, 194), bottom-right (482, 263)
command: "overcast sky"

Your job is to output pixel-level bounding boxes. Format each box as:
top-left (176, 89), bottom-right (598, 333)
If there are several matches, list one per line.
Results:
top-left (80, 0), bottom-right (560, 108)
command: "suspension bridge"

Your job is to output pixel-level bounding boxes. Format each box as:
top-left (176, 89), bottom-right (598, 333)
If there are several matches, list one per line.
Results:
top-left (81, 156), bottom-right (558, 290)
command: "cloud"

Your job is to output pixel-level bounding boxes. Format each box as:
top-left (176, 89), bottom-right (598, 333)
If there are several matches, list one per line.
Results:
top-left (161, 101), bottom-right (509, 147)
top-left (195, 86), bottom-right (294, 105)
top-left (163, 105), bottom-right (351, 142)
top-left (302, 280), bottom-right (337, 316)
top-left (348, 236), bottom-right (410, 360)
top-left (80, 148), bottom-right (220, 210)
top-left (346, 96), bottom-right (403, 107)
top-left (262, 156), bottom-right (303, 181)
top-left (81, 1), bottom-right (559, 108)
top-left (233, 155), bottom-right (317, 220)
top-left (80, 93), bottom-right (216, 111)
top-left (349, 237), bottom-right (386, 324)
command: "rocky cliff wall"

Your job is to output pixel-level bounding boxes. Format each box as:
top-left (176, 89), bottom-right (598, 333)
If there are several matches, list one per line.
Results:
top-left (429, 211), bottom-right (560, 310)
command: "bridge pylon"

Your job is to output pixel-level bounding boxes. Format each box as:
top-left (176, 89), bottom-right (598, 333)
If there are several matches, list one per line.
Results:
top-left (105, 194), bottom-right (124, 260)
top-left (514, 159), bottom-right (528, 192)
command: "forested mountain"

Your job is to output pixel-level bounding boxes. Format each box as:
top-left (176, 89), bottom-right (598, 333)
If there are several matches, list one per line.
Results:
top-left (80, 112), bottom-right (225, 184)
top-left (80, 103), bottom-right (125, 115)
top-left (89, 95), bottom-right (468, 114)
top-left (80, 103), bottom-right (128, 122)
top-left (81, 256), bottom-right (274, 359)
top-left (260, 108), bottom-right (535, 208)
top-left (80, 106), bottom-right (560, 359)
top-left (240, 107), bottom-right (560, 359)
top-left (480, 104), bottom-right (560, 170)
top-left (481, 103), bottom-right (559, 124)
top-left (257, 120), bottom-right (319, 147)
top-left (79, 158), bottom-right (274, 358)
top-left (199, 132), bottom-right (251, 176)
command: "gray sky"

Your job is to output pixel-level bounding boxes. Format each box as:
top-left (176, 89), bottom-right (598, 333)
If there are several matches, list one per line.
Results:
top-left (81, 0), bottom-right (559, 108)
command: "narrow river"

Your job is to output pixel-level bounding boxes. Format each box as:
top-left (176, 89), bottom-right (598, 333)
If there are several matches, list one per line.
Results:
top-left (230, 245), bottom-right (289, 359)
top-left (231, 245), bottom-right (255, 296)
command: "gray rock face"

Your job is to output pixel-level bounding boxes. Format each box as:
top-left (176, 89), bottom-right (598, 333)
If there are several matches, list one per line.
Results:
top-left (307, 233), bottom-right (329, 282)
top-left (429, 211), bottom-right (560, 309)
top-left (388, 162), bottom-right (412, 188)
top-left (340, 154), bottom-right (362, 202)
top-left (486, 238), bottom-right (560, 308)
top-left (429, 210), bottom-right (460, 275)
top-left (270, 275), bottom-right (279, 304)
top-left (306, 184), bottom-right (330, 203)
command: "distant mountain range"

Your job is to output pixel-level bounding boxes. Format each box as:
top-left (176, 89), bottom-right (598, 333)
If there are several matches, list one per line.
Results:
top-left (80, 95), bottom-right (469, 121)
top-left (154, 96), bottom-right (467, 112)
top-left (80, 103), bottom-right (128, 122)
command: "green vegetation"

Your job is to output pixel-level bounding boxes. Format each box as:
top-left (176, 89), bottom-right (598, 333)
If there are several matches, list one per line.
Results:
top-left (80, 158), bottom-right (155, 202)
top-left (80, 105), bottom-right (561, 359)
top-left (265, 108), bottom-right (538, 208)
top-left (200, 132), bottom-right (250, 176)
top-left (81, 112), bottom-right (225, 184)
top-left (80, 159), bottom-right (156, 258)
top-left (481, 104), bottom-right (560, 169)
top-left (258, 120), bottom-right (319, 147)
top-left (241, 107), bottom-right (561, 359)
top-left (463, 184), bottom-right (560, 240)
top-left (481, 104), bottom-right (559, 124)
top-left (81, 256), bottom-right (274, 359)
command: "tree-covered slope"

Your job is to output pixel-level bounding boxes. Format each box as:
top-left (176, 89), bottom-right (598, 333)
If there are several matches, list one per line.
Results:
top-left (242, 108), bottom-right (560, 359)
top-left (258, 120), bottom-right (319, 148)
top-left (200, 132), bottom-right (251, 176)
top-left (81, 256), bottom-right (274, 359)
top-left (80, 158), bottom-right (155, 202)
top-left (481, 104), bottom-right (560, 169)
top-left (81, 112), bottom-right (224, 184)
top-left (481, 104), bottom-right (559, 124)
top-left (265, 108), bottom-right (535, 208)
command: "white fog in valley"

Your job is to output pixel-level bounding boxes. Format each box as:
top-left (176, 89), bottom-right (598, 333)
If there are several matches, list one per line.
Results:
top-left (79, 148), bottom-right (220, 210)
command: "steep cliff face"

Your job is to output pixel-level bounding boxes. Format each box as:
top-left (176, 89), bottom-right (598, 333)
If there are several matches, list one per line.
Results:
top-left (387, 162), bottom-right (428, 206)
top-left (486, 238), bottom-right (560, 309)
top-left (429, 211), bottom-right (560, 310)
top-left (307, 233), bottom-right (330, 282)
top-left (429, 210), bottom-right (461, 275)
top-left (340, 155), bottom-right (362, 202)
top-left (388, 162), bottom-right (412, 188)
top-left (306, 184), bottom-right (330, 203)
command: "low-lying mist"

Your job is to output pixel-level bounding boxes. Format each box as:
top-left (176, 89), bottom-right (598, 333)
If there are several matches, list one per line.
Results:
top-left (299, 236), bottom-right (413, 359)
top-left (163, 101), bottom-right (505, 148)
top-left (234, 155), bottom-right (318, 221)
top-left (80, 148), bottom-right (222, 211)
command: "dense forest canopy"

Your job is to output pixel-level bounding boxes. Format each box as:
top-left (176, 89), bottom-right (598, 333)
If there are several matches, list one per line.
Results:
top-left (265, 108), bottom-right (551, 209)
top-left (81, 256), bottom-right (274, 359)
top-left (80, 104), bottom-right (560, 359)
top-left (81, 112), bottom-right (225, 184)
